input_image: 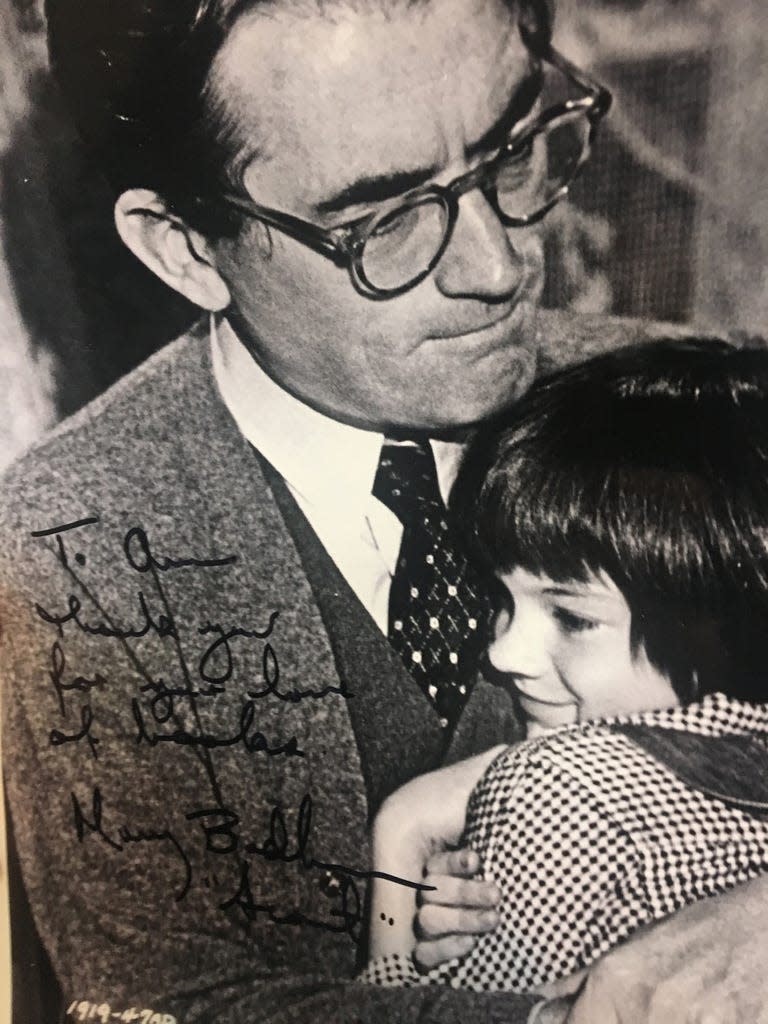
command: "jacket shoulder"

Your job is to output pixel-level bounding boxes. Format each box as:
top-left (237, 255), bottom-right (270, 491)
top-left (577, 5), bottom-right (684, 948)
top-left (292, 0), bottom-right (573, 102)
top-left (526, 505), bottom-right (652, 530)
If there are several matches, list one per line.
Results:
top-left (0, 327), bottom-right (210, 525)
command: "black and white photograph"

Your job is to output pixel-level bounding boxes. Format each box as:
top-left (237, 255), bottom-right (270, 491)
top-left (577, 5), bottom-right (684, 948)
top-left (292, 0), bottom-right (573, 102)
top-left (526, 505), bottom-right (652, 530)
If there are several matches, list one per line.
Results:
top-left (1, 1), bottom-right (768, 1021)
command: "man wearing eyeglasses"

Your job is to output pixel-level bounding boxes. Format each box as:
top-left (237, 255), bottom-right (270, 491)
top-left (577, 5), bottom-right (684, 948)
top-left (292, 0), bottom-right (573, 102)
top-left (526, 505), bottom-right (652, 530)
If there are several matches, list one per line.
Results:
top-left (2, 0), bottom-right (766, 1022)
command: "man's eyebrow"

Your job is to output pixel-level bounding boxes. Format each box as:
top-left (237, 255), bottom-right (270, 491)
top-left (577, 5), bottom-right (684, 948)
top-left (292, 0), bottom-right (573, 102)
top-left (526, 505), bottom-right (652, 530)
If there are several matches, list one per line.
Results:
top-left (315, 166), bottom-right (441, 216)
top-left (314, 63), bottom-right (543, 217)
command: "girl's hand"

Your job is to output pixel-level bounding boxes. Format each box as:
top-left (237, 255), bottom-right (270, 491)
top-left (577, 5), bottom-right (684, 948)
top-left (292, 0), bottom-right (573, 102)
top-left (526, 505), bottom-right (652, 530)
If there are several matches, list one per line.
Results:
top-left (368, 746), bottom-right (506, 961)
top-left (414, 846), bottom-right (500, 969)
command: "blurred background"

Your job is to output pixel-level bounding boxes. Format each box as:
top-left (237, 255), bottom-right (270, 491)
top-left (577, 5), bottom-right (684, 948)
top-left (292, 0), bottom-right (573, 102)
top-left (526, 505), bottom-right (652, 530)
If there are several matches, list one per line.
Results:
top-left (1, 0), bottom-right (767, 470)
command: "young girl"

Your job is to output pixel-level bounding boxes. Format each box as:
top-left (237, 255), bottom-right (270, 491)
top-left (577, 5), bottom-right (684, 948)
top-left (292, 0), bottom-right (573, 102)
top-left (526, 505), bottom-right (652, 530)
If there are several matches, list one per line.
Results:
top-left (362, 338), bottom-right (768, 995)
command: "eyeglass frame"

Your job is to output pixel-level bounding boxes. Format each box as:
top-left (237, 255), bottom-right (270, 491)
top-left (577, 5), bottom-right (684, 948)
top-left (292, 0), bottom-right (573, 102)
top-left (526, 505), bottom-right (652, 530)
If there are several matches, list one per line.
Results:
top-left (194, 42), bottom-right (612, 300)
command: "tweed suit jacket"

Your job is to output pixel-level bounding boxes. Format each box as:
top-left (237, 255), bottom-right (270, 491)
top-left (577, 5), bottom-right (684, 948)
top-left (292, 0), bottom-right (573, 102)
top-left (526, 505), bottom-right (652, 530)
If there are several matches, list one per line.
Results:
top-left (0, 310), bottom-right (699, 1024)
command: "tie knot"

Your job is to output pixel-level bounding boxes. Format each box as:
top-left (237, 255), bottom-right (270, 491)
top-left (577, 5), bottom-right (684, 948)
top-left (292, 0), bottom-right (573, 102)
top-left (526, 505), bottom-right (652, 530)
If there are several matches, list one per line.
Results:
top-left (373, 439), bottom-right (444, 525)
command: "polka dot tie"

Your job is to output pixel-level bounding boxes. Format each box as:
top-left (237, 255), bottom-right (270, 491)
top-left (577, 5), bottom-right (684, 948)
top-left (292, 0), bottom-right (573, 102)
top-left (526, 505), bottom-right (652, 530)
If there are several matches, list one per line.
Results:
top-left (373, 439), bottom-right (491, 731)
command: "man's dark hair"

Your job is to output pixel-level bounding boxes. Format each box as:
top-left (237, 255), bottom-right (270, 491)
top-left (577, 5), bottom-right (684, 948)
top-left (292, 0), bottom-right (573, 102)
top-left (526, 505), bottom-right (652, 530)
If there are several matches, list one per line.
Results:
top-left (453, 339), bottom-right (768, 704)
top-left (44, 0), bottom-right (552, 237)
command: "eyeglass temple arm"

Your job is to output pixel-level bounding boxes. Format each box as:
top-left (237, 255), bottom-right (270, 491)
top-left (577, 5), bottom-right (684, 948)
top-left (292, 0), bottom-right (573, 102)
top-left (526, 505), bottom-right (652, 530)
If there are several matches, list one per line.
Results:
top-left (211, 192), bottom-right (357, 265)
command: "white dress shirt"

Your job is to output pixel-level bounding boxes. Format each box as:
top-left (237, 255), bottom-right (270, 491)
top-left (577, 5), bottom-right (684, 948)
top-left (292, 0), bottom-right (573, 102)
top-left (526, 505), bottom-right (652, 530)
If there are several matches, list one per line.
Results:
top-left (210, 316), bottom-right (464, 634)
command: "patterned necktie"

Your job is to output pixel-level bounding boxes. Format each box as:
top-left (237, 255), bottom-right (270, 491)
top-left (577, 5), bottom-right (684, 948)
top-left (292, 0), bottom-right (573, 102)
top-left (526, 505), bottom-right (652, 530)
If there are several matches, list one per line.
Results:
top-left (373, 439), bottom-right (491, 731)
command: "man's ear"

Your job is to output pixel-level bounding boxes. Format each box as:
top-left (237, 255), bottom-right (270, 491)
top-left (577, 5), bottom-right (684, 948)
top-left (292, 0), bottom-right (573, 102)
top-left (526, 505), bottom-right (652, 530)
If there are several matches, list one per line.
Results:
top-left (114, 189), bottom-right (231, 311)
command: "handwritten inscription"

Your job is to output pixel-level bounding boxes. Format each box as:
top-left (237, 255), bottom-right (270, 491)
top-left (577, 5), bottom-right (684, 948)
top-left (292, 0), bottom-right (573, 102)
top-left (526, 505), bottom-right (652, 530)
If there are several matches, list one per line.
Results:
top-left (34, 517), bottom-right (308, 762)
top-left (31, 516), bottom-right (429, 945)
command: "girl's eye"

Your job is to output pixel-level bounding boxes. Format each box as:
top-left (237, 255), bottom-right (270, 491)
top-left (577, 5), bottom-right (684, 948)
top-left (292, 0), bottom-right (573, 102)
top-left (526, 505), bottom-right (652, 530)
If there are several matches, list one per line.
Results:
top-left (554, 607), bottom-right (599, 633)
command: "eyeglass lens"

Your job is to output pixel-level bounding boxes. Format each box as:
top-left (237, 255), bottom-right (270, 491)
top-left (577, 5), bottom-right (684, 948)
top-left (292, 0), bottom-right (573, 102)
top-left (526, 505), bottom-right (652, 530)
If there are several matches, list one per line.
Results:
top-left (496, 109), bottom-right (590, 221)
top-left (359, 110), bottom-right (592, 295)
top-left (361, 195), bottom-right (450, 292)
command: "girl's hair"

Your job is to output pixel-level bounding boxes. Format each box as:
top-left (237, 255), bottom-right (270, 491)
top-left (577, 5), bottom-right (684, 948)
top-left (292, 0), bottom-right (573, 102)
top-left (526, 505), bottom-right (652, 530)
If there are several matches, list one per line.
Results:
top-left (453, 339), bottom-right (768, 704)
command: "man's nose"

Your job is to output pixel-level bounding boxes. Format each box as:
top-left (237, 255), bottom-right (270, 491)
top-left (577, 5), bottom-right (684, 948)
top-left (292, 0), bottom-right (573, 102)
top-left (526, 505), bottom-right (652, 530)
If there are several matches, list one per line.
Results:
top-left (488, 604), bottom-right (550, 679)
top-left (433, 189), bottom-right (529, 302)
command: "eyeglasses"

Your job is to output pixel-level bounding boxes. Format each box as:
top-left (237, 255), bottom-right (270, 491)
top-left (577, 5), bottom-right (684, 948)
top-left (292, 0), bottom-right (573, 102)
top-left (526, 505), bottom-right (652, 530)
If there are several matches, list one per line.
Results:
top-left (205, 43), bottom-right (611, 300)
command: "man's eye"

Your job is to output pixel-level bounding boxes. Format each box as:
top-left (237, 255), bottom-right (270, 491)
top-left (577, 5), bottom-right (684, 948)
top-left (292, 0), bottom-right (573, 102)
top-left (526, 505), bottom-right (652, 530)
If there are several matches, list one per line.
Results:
top-left (497, 138), bottom-right (537, 189)
top-left (506, 135), bottom-right (535, 161)
top-left (554, 607), bottom-right (599, 633)
top-left (370, 204), bottom-right (420, 239)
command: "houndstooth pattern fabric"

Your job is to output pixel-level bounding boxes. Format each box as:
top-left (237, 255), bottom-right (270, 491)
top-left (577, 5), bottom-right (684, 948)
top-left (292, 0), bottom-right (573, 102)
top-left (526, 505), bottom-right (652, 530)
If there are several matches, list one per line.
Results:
top-left (361, 694), bottom-right (768, 993)
top-left (372, 439), bottom-right (491, 730)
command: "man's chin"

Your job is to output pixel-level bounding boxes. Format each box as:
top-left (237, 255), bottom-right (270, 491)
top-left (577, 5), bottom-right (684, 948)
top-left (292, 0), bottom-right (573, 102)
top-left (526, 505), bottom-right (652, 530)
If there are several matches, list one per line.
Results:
top-left (449, 348), bottom-right (539, 427)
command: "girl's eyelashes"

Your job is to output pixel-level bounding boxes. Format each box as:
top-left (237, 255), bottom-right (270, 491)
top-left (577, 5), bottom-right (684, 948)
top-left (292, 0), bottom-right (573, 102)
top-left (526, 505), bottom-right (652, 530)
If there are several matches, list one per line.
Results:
top-left (553, 606), bottom-right (600, 633)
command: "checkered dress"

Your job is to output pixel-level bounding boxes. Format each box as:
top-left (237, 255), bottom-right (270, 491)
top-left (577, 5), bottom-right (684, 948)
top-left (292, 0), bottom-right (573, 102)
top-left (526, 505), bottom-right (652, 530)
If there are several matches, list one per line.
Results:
top-left (361, 694), bottom-right (768, 993)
